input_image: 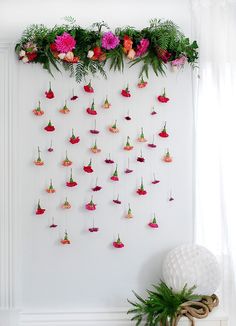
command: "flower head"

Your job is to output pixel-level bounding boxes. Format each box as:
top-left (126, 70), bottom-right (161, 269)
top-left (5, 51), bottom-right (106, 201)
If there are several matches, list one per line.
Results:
top-left (59, 101), bottom-right (70, 114)
top-left (55, 32), bottom-right (76, 53)
top-left (109, 120), bottom-right (119, 133)
top-left (157, 88), bottom-right (169, 103)
top-left (62, 151), bottom-right (72, 166)
top-left (85, 196), bottom-right (96, 211)
top-left (126, 204), bottom-right (133, 218)
top-left (69, 129), bottom-right (80, 144)
top-left (44, 120), bottom-right (55, 132)
top-left (102, 32), bottom-right (120, 50)
top-left (148, 215), bottom-right (159, 228)
top-left (46, 179), bottom-right (56, 193)
top-left (113, 195), bottom-right (121, 205)
top-left (136, 38), bottom-right (149, 57)
top-left (66, 169), bottom-right (78, 187)
top-left (33, 101), bottom-right (44, 116)
top-left (159, 122), bottom-right (169, 138)
top-left (171, 55), bottom-right (187, 68)
top-left (111, 164), bottom-right (119, 181)
top-left (113, 234), bottom-right (124, 248)
top-left (45, 82), bottom-right (54, 99)
top-left (62, 197), bottom-right (71, 209)
top-left (163, 149), bottom-right (172, 163)
top-left (103, 97), bottom-right (111, 109)
top-left (84, 159), bottom-right (93, 173)
top-left (36, 199), bottom-right (45, 215)
top-left (137, 178), bottom-right (147, 195)
top-left (34, 146), bottom-right (44, 166)
top-left (61, 230), bottom-right (71, 244)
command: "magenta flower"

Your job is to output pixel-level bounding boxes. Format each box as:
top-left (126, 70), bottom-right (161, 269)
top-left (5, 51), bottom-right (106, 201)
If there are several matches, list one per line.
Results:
top-left (55, 32), bottom-right (76, 53)
top-left (102, 32), bottom-right (120, 50)
top-left (136, 39), bottom-right (149, 57)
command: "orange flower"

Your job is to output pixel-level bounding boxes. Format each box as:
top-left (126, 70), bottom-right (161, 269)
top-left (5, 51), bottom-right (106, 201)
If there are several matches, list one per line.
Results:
top-left (123, 35), bottom-right (133, 53)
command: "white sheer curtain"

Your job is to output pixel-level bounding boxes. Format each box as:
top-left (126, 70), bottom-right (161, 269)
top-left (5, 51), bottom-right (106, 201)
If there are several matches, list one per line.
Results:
top-left (191, 0), bottom-right (236, 324)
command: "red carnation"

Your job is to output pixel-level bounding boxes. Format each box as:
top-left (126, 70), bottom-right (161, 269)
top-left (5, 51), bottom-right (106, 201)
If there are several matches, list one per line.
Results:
top-left (159, 122), bottom-right (169, 138)
top-left (125, 115), bottom-right (132, 121)
top-left (111, 165), bottom-right (119, 181)
top-left (84, 81), bottom-right (94, 93)
top-left (36, 200), bottom-right (45, 215)
top-left (83, 159), bottom-right (93, 173)
top-left (89, 227), bottom-right (99, 232)
top-left (70, 89), bottom-right (78, 101)
top-left (151, 108), bottom-right (157, 115)
top-left (113, 195), bottom-right (121, 204)
top-left (27, 52), bottom-right (37, 61)
top-left (69, 129), bottom-right (80, 144)
top-left (50, 43), bottom-right (57, 52)
top-left (86, 100), bottom-right (97, 115)
top-left (92, 46), bottom-right (103, 60)
top-left (105, 154), bottom-right (114, 164)
top-left (148, 215), bottom-right (158, 228)
top-left (44, 120), bottom-right (55, 132)
top-left (148, 136), bottom-right (157, 148)
top-left (85, 197), bottom-right (96, 211)
top-left (152, 179), bottom-right (160, 184)
top-left (49, 218), bottom-right (57, 228)
top-left (66, 169), bottom-right (78, 187)
top-left (137, 151), bottom-right (145, 163)
top-left (137, 178), bottom-right (147, 195)
top-left (125, 158), bottom-right (133, 174)
top-left (157, 88), bottom-right (169, 103)
top-left (113, 235), bottom-right (124, 248)
top-left (121, 85), bottom-right (131, 97)
top-left (45, 82), bottom-right (54, 99)
top-left (90, 120), bottom-right (99, 134)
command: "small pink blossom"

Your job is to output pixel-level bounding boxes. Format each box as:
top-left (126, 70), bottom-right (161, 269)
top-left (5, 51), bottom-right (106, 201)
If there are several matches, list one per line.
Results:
top-left (55, 32), bottom-right (76, 53)
top-left (171, 55), bottom-right (187, 68)
top-left (136, 39), bottom-right (150, 57)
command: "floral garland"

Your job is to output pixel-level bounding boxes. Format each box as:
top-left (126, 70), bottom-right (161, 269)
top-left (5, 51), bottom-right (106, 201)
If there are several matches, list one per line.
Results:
top-left (15, 18), bottom-right (198, 82)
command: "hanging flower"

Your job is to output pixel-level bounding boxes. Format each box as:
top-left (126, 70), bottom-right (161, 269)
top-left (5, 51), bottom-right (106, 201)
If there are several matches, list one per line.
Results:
top-left (102, 31), bottom-right (120, 50)
top-left (90, 120), bottom-right (100, 134)
top-left (62, 197), bottom-right (71, 209)
top-left (90, 140), bottom-right (101, 153)
top-left (34, 146), bottom-right (44, 166)
top-left (148, 135), bottom-right (157, 148)
top-left (55, 32), bottom-right (76, 53)
top-left (124, 136), bottom-right (133, 151)
top-left (69, 129), bottom-right (80, 144)
top-left (89, 227), bottom-right (99, 232)
top-left (137, 76), bottom-right (148, 88)
top-left (137, 127), bottom-right (147, 142)
top-left (49, 217), bottom-right (58, 228)
top-left (124, 111), bottom-right (132, 120)
top-left (159, 122), bottom-right (169, 138)
top-left (109, 120), bottom-right (119, 133)
top-left (136, 38), bottom-right (150, 57)
top-left (113, 234), bottom-right (124, 248)
top-left (85, 196), bottom-right (96, 211)
top-left (44, 120), bottom-right (55, 132)
top-left (66, 169), bottom-right (78, 187)
top-left (33, 101), bottom-right (44, 116)
top-left (86, 99), bottom-right (97, 115)
top-left (137, 150), bottom-right (145, 163)
top-left (62, 151), bottom-right (72, 166)
top-left (61, 230), bottom-right (71, 245)
top-left (123, 35), bottom-right (133, 53)
top-left (35, 199), bottom-right (45, 215)
top-left (152, 174), bottom-right (160, 184)
top-left (105, 154), bottom-right (114, 164)
top-left (46, 179), bottom-right (56, 193)
top-left (83, 159), bottom-right (93, 173)
top-left (48, 140), bottom-right (53, 152)
top-left (111, 164), bottom-right (119, 181)
top-left (121, 85), bottom-right (131, 97)
top-left (126, 204), bottom-right (133, 218)
top-left (70, 89), bottom-right (78, 101)
top-left (45, 82), bottom-right (54, 99)
top-left (148, 215), bottom-right (158, 228)
top-left (84, 81), bottom-right (94, 93)
top-left (157, 47), bottom-right (171, 63)
top-left (92, 178), bottom-right (102, 192)
top-left (113, 195), bottom-right (121, 205)
top-left (137, 178), bottom-right (147, 195)
top-left (163, 149), bottom-right (173, 163)
top-left (157, 88), bottom-right (169, 103)
top-left (171, 55), bottom-right (187, 70)
top-left (125, 158), bottom-right (133, 174)
top-left (102, 97), bottom-right (111, 109)
top-left (169, 192), bottom-right (174, 201)
top-left (151, 107), bottom-right (157, 115)
top-left (59, 101), bottom-right (70, 114)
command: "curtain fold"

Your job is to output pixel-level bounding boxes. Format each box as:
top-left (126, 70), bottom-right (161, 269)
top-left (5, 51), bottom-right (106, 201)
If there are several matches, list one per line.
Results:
top-left (191, 0), bottom-right (236, 324)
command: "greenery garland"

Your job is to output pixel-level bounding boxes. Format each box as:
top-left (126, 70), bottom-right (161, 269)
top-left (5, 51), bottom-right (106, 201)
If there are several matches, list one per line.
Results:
top-left (15, 18), bottom-right (198, 82)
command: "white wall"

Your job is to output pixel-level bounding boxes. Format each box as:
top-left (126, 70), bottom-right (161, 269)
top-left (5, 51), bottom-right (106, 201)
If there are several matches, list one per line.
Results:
top-left (0, 0), bottom-right (194, 320)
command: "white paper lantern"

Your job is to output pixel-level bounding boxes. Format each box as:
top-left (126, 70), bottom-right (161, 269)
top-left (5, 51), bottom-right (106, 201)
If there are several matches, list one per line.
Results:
top-left (162, 244), bottom-right (221, 295)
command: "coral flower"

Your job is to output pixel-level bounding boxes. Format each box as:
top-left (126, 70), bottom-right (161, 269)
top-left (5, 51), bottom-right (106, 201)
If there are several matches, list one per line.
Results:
top-left (126, 204), bottom-right (133, 218)
top-left (59, 101), bottom-right (70, 114)
top-left (137, 150), bottom-right (145, 163)
top-left (121, 85), bottom-right (131, 97)
top-left (113, 195), bottom-right (121, 205)
top-left (49, 218), bottom-right (57, 228)
top-left (109, 120), bottom-right (119, 133)
top-left (102, 97), bottom-right (111, 109)
top-left (137, 178), bottom-right (147, 195)
top-left (86, 100), bottom-right (97, 115)
top-left (46, 179), bottom-right (56, 193)
top-left (157, 47), bottom-right (171, 63)
top-left (137, 77), bottom-right (148, 88)
top-left (62, 197), bottom-right (71, 209)
top-left (124, 136), bottom-right (133, 151)
top-left (102, 31), bottom-right (120, 50)
top-left (136, 38), bottom-right (150, 57)
top-left (123, 35), bottom-right (133, 53)
top-left (113, 235), bottom-right (124, 248)
top-left (111, 165), bottom-right (119, 181)
top-left (159, 122), bottom-right (169, 138)
top-left (45, 82), bottom-right (54, 99)
top-left (33, 101), bottom-right (44, 116)
top-left (137, 127), bottom-right (147, 142)
top-left (84, 81), bottom-right (94, 93)
top-left (35, 200), bottom-right (45, 215)
top-left (90, 140), bottom-right (101, 153)
top-left (105, 154), bottom-right (114, 164)
top-left (163, 149), bottom-right (172, 163)
top-left (157, 88), bottom-right (169, 103)
top-left (69, 129), bottom-right (80, 144)
top-left (83, 159), bottom-right (93, 173)
top-left (148, 215), bottom-right (158, 228)
top-left (55, 32), bottom-right (76, 53)
top-left (66, 169), bottom-right (78, 187)
top-left (92, 178), bottom-right (102, 192)
top-left (44, 120), bottom-right (55, 132)
top-left (85, 197), bottom-right (96, 211)
top-left (62, 151), bottom-right (72, 166)
top-left (61, 230), bottom-right (71, 245)
top-left (34, 146), bottom-right (44, 166)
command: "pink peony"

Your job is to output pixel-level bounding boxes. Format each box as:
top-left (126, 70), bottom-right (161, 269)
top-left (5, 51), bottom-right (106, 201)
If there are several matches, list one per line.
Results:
top-left (102, 32), bottom-right (120, 50)
top-left (171, 55), bottom-right (187, 67)
top-left (136, 39), bottom-right (150, 57)
top-left (55, 32), bottom-right (76, 53)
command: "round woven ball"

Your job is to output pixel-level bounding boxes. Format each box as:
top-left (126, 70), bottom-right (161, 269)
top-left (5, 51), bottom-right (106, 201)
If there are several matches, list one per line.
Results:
top-left (162, 244), bottom-right (221, 295)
